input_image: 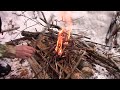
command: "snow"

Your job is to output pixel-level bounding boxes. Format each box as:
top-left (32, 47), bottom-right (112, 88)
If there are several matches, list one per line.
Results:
top-left (90, 64), bottom-right (114, 79)
top-left (0, 11), bottom-right (118, 79)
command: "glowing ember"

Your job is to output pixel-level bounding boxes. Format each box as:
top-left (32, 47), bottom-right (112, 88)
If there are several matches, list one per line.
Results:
top-left (55, 12), bottom-right (72, 56)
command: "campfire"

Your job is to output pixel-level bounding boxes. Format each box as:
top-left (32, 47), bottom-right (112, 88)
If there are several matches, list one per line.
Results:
top-left (55, 12), bottom-right (72, 56)
top-left (6, 11), bottom-right (120, 79)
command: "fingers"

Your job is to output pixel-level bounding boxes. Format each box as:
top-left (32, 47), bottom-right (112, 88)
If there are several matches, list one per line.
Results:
top-left (15, 45), bottom-right (36, 59)
top-left (23, 47), bottom-right (35, 57)
top-left (24, 46), bottom-right (36, 53)
top-left (24, 52), bottom-right (32, 57)
top-left (24, 48), bottom-right (35, 54)
top-left (27, 46), bottom-right (35, 52)
top-left (22, 52), bottom-right (32, 59)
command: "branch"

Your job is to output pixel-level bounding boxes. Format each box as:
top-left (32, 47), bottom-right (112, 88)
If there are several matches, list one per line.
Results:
top-left (5, 37), bottom-right (31, 45)
top-left (13, 23), bottom-right (39, 40)
top-left (1, 27), bottom-right (20, 33)
top-left (72, 34), bottom-right (91, 39)
top-left (36, 11), bottom-right (61, 30)
top-left (40, 11), bottom-right (47, 24)
top-left (84, 40), bottom-right (112, 47)
top-left (12, 12), bottom-right (46, 27)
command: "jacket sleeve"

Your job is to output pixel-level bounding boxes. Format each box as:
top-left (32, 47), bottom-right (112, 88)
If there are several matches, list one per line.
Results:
top-left (0, 44), bottom-right (16, 58)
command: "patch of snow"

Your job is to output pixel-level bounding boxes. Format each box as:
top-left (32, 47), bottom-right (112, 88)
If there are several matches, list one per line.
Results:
top-left (90, 64), bottom-right (114, 79)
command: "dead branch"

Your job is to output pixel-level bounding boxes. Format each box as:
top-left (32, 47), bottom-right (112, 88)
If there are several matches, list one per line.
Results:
top-left (1, 27), bottom-right (20, 33)
top-left (12, 12), bottom-right (46, 27)
top-left (12, 12), bottom-right (61, 30)
top-left (72, 34), bottom-right (91, 39)
top-left (6, 37), bottom-right (31, 45)
top-left (28, 57), bottom-right (50, 79)
top-left (21, 31), bottom-right (40, 38)
top-left (13, 23), bottom-right (40, 40)
top-left (36, 11), bottom-right (61, 30)
top-left (84, 40), bottom-right (112, 47)
top-left (87, 49), bottom-right (120, 72)
top-left (40, 11), bottom-right (48, 24)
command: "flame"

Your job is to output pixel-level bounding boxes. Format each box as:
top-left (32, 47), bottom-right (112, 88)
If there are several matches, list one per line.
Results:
top-left (55, 11), bottom-right (72, 56)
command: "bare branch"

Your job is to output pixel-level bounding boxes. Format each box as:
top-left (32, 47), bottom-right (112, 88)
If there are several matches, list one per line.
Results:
top-left (13, 23), bottom-right (39, 40)
top-left (12, 12), bottom-right (46, 27)
top-left (40, 11), bottom-right (47, 24)
top-left (84, 40), bottom-right (112, 47)
top-left (1, 27), bottom-right (20, 33)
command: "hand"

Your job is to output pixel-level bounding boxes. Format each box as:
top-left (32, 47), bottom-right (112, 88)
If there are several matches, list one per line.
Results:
top-left (15, 45), bottom-right (36, 59)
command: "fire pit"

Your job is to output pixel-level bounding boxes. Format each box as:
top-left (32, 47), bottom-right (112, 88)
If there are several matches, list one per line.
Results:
top-left (5, 11), bottom-right (120, 79)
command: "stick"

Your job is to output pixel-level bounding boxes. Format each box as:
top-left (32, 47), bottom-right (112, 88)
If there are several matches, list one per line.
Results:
top-left (27, 57), bottom-right (50, 79)
top-left (87, 49), bottom-right (120, 72)
top-left (37, 12), bottom-right (61, 30)
top-left (65, 51), bottom-right (86, 79)
top-left (1, 27), bottom-right (20, 33)
top-left (72, 34), bottom-right (91, 39)
top-left (5, 37), bottom-right (31, 45)
top-left (40, 11), bottom-right (48, 24)
top-left (12, 12), bottom-right (46, 27)
top-left (21, 31), bottom-right (40, 38)
top-left (84, 40), bottom-right (112, 47)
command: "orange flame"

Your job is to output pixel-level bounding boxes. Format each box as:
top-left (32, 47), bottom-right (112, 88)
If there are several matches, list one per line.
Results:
top-left (55, 11), bottom-right (72, 56)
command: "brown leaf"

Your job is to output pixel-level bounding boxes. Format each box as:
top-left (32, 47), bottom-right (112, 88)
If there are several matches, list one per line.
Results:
top-left (20, 69), bottom-right (29, 77)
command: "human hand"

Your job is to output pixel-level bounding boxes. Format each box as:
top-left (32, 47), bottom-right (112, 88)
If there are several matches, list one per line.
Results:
top-left (15, 45), bottom-right (36, 59)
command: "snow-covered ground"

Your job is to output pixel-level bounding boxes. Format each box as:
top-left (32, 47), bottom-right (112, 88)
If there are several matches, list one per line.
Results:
top-left (0, 11), bottom-right (118, 79)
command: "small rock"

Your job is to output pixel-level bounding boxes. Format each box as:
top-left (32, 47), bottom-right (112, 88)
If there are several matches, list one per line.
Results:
top-left (81, 67), bottom-right (94, 78)
top-left (19, 59), bottom-right (25, 64)
top-left (19, 69), bottom-right (29, 77)
top-left (78, 60), bottom-right (92, 69)
top-left (71, 73), bottom-right (83, 79)
top-left (21, 60), bottom-right (29, 67)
